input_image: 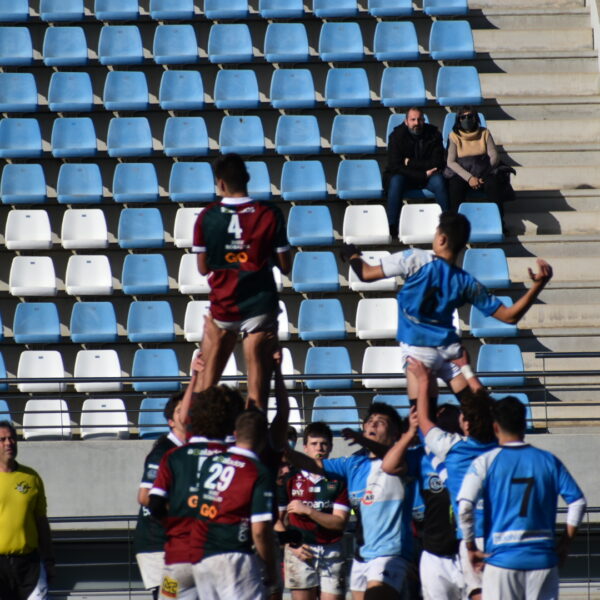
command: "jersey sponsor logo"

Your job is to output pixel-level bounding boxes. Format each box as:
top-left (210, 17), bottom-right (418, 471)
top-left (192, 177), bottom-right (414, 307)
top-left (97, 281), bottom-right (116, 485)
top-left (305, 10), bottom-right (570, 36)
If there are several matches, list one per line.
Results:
top-left (309, 486), bottom-right (321, 493)
top-left (362, 490), bottom-right (375, 505)
top-left (160, 576), bottom-right (178, 599)
top-left (15, 481), bottom-right (31, 494)
top-left (291, 489), bottom-right (304, 497)
top-left (492, 529), bottom-right (553, 545)
top-left (224, 251), bottom-right (248, 264)
top-left (200, 503), bottom-right (218, 519)
top-left (429, 475), bottom-right (443, 493)
top-left (188, 495), bottom-right (199, 509)
top-left (146, 468), bottom-right (158, 480)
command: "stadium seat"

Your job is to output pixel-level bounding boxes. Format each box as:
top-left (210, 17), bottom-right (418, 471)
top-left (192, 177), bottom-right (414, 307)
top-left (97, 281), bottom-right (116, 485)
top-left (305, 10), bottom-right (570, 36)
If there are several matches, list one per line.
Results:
top-left (118, 208), bottom-right (164, 249)
top-left (5, 210), bottom-right (51, 250)
top-left (470, 296), bottom-right (518, 338)
top-left (349, 251), bottom-right (397, 292)
top-left (61, 208), bottom-right (108, 249)
top-left (57, 164), bottom-right (103, 204)
top-left (153, 25), bottom-right (198, 64)
top-left (424, 0), bottom-right (468, 16)
top-left (138, 397), bottom-right (169, 439)
top-left (205, 0), bottom-right (248, 19)
top-left (107, 117), bottom-right (153, 158)
top-left (343, 205), bottom-right (390, 245)
top-left (373, 22), bottom-right (419, 62)
top-left (319, 23), bottom-right (363, 62)
top-left (163, 117), bottom-right (209, 157)
top-left (0, 1), bottom-right (28, 22)
top-left (270, 69), bottom-right (315, 109)
top-left (48, 72), bottom-right (93, 112)
top-left (429, 21), bottom-right (475, 61)
top-left (0, 400), bottom-right (9, 422)
top-left (219, 116), bottom-right (265, 155)
top-left (246, 162), bottom-right (271, 201)
top-left (462, 248), bottom-right (510, 289)
top-left (132, 349), bottom-right (180, 392)
top-left (23, 400), bottom-right (71, 440)
top-left (373, 394), bottom-right (410, 418)
top-left (399, 204), bottom-right (442, 244)
top-left (214, 70), bottom-right (259, 110)
top-left (436, 66), bottom-right (482, 106)
top-left (331, 115), bottom-right (376, 154)
top-left (275, 116), bottom-right (320, 155)
top-left (355, 298), bottom-right (397, 340)
top-left (41, 0), bottom-right (84, 21)
top-left (0, 27), bottom-right (33, 66)
top-left (281, 161), bottom-right (327, 202)
top-left (478, 344), bottom-right (525, 387)
top-left (268, 394), bottom-right (302, 426)
top-left (442, 111), bottom-right (487, 147)
top-left (74, 350), bottom-right (122, 392)
top-left (305, 347), bottom-right (353, 390)
top-left (183, 300), bottom-right (211, 342)
top-left (150, 0), bottom-right (194, 20)
top-left (287, 206), bottom-right (334, 246)
top-left (362, 347), bottom-right (405, 388)
top-left (174, 207), bottom-right (203, 248)
top-left (103, 71), bottom-right (148, 111)
top-left (314, 0), bottom-right (357, 17)
top-left (178, 254), bottom-right (211, 294)
top-left (380, 67), bottom-right (426, 108)
top-left (458, 203), bottom-right (504, 243)
top-left (122, 254), bottom-right (169, 295)
top-left (80, 399), bottom-right (129, 440)
top-left (70, 302), bottom-right (118, 343)
top-left (208, 24), bottom-right (253, 64)
top-left (65, 255), bottom-right (112, 296)
top-left (113, 163), bottom-right (159, 203)
top-left (128, 301), bottom-right (175, 343)
top-left (51, 118), bottom-right (97, 158)
top-left (298, 299), bottom-right (346, 341)
top-left (337, 160), bottom-right (383, 200)
top-left (43, 27), bottom-right (88, 66)
top-left (9, 257), bottom-right (56, 296)
top-left (269, 347), bottom-right (295, 391)
top-left (0, 73), bottom-right (37, 112)
top-left (169, 163), bottom-right (215, 203)
top-left (259, 0), bottom-right (304, 18)
top-left (0, 119), bottom-right (42, 159)
top-left (312, 396), bottom-right (359, 433)
top-left (18, 351), bottom-right (66, 393)
top-left (1, 165), bottom-right (46, 205)
top-left (95, 0), bottom-right (139, 20)
top-left (13, 303), bottom-right (61, 344)
top-left (264, 23), bottom-right (309, 63)
top-left (325, 68), bottom-right (370, 108)
top-left (159, 71), bottom-right (204, 111)
top-left (490, 393), bottom-right (534, 431)
top-left (292, 252), bottom-right (339, 293)
top-left (98, 26), bottom-right (143, 65)
top-left (368, 0), bottom-right (412, 16)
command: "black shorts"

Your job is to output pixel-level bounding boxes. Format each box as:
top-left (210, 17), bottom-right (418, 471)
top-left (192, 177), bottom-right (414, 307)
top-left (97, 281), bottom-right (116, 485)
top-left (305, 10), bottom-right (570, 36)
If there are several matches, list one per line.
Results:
top-left (0, 551), bottom-right (41, 600)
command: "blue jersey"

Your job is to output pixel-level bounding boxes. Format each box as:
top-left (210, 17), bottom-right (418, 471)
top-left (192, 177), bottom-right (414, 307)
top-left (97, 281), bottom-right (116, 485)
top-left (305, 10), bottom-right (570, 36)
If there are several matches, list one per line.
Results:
top-left (380, 249), bottom-right (501, 347)
top-left (458, 443), bottom-right (585, 570)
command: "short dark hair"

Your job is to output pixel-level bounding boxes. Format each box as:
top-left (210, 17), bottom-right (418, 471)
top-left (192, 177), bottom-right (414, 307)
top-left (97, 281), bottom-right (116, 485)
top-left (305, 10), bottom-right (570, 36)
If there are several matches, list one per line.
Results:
top-left (163, 393), bottom-right (184, 422)
top-left (235, 409), bottom-right (268, 445)
top-left (491, 396), bottom-right (526, 437)
top-left (188, 385), bottom-right (244, 439)
top-left (438, 212), bottom-right (471, 255)
top-left (364, 402), bottom-right (403, 438)
top-left (436, 403), bottom-right (462, 434)
top-left (452, 106), bottom-right (481, 134)
top-left (0, 420), bottom-right (16, 439)
top-left (460, 389), bottom-right (496, 444)
top-left (405, 107), bottom-right (423, 117)
top-left (303, 421), bottom-right (333, 446)
top-left (213, 153), bottom-right (250, 194)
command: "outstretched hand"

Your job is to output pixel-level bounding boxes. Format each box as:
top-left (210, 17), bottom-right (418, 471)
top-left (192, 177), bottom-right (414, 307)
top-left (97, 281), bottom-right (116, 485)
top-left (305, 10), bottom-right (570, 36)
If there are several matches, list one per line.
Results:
top-left (340, 243), bottom-right (361, 263)
top-left (341, 428), bottom-right (363, 446)
top-left (468, 548), bottom-right (487, 573)
top-left (406, 357), bottom-right (431, 381)
top-left (451, 347), bottom-right (471, 369)
top-left (528, 259), bottom-right (553, 285)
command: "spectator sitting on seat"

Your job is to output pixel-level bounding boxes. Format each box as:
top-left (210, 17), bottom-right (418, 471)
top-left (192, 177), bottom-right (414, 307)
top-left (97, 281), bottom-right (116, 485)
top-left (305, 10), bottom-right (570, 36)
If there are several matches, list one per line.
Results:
top-left (384, 107), bottom-right (449, 237)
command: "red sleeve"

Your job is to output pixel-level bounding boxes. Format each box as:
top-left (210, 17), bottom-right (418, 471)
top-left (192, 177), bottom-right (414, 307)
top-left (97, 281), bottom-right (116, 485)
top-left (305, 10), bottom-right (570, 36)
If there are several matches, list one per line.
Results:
top-left (334, 482), bottom-right (350, 510)
top-left (150, 450), bottom-right (174, 497)
top-left (192, 210), bottom-right (206, 254)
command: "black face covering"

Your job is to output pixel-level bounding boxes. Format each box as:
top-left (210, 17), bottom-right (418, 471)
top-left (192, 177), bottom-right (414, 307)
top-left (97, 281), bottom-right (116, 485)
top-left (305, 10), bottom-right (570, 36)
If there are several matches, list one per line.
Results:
top-left (459, 114), bottom-right (478, 132)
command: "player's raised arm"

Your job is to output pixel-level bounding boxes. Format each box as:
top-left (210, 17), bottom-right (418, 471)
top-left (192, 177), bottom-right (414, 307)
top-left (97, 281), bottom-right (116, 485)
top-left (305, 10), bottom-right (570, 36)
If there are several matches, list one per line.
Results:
top-left (340, 428), bottom-right (391, 459)
top-left (269, 350), bottom-right (290, 451)
top-left (381, 407), bottom-right (418, 475)
top-left (285, 447), bottom-right (325, 476)
top-left (407, 358), bottom-right (436, 435)
top-left (340, 243), bottom-right (385, 282)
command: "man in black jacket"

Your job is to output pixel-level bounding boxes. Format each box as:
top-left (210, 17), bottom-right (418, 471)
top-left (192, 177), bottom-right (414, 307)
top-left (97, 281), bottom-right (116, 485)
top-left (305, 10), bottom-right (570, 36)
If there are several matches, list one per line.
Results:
top-left (384, 107), bottom-right (449, 237)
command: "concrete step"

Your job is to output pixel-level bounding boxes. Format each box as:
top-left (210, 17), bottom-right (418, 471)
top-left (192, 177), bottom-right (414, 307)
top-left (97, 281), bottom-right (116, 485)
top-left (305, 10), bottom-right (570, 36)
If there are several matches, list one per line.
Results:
top-left (480, 72), bottom-right (600, 98)
top-left (507, 257), bottom-right (600, 283)
top-left (517, 304), bottom-right (600, 331)
top-left (511, 166), bottom-right (600, 190)
top-left (490, 119), bottom-right (600, 147)
top-left (474, 28), bottom-right (593, 52)
top-left (501, 149), bottom-right (600, 167)
top-left (469, 0), bottom-right (585, 9)
top-left (505, 193), bottom-right (600, 213)
top-left (470, 11), bottom-right (591, 29)
top-left (474, 56), bottom-right (599, 75)
top-left (480, 102), bottom-right (600, 121)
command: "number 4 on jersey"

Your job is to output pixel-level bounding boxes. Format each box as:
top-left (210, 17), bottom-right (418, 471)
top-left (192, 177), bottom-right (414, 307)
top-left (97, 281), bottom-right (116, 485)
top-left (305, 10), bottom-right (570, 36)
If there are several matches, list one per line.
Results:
top-left (227, 214), bottom-right (243, 240)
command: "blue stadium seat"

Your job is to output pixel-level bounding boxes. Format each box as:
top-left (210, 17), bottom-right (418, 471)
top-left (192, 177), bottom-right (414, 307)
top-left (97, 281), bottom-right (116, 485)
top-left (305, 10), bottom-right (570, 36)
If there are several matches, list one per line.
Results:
top-left (373, 22), bottom-right (419, 61)
top-left (127, 301), bottom-right (175, 343)
top-left (319, 23), bottom-right (363, 62)
top-left (0, 73), bottom-right (36, 112)
top-left (337, 160), bottom-right (383, 200)
top-left (169, 162), bottom-right (215, 203)
top-left (470, 296), bottom-right (517, 338)
top-left (478, 344), bottom-right (525, 387)
top-left (70, 302), bottom-right (118, 343)
top-left (163, 117), bottom-right (209, 157)
top-left (138, 397), bottom-right (169, 439)
top-left (325, 68), bottom-right (370, 108)
top-left (270, 69), bottom-right (315, 109)
top-left (113, 163), bottom-right (159, 203)
top-left (304, 347), bottom-right (353, 390)
top-left (0, 119), bottom-right (42, 159)
top-left (424, 0), bottom-right (468, 16)
top-left (0, 354), bottom-right (6, 392)
top-left (275, 116), bottom-right (320, 155)
top-left (41, 0), bottom-right (84, 21)
top-left (331, 115), bottom-right (376, 154)
top-left (94, 0), bottom-right (139, 19)
top-left (373, 394), bottom-right (411, 417)
top-left (312, 396), bottom-right (358, 432)
top-left (458, 202), bottom-right (503, 243)
top-left (13, 303), bottom-right (60, 344)
top-left (205, 0), bottom-right (248, 19)
top-left (299, 299), bottom-right (346, 341)
top-left (462, 248), bottom-right (510, 288)
top-left (208, 24), bottom-right (253, 64)
top-left (314, 0), bottom-right (357, 17)
top-left (51, 118), bottom-right (97, 158)
top-left (153, 25), bottom-right (198, 65)
top-left (292, 252), bottom-right (339, 293)
top-left (442, 111), bottom-right (487, 147)
top-left (0, 0), bottom-right (28, 21)
top-left (98, 26), bottom-right (143, 65)
top-left (150, 0), bottom-right (194, 20)
top-left (0, 400), bottom-right (10, 423)
top-left (490, 392), bottom-right (534, 431)
top-left (219, 116), bottom-right (264, 155)
top-left (1, 165), bottom-right (46, 204)
top-left (436, 66), bottom-right (482, 106)
top-left (214, 70), bottom-right (259, 110)
top-left (118, 208), bottom-right (164, 249)
top-left (0, 27), bottom-right (32, 65)
top-left (287, 206), bottom-right (334, 246)
top-left (132, 349), bottom-right (180, 392)
top-left (246, 162), bottom-right (271, 201)
top-left (48, 72), bottom-right (93, 112)
top-left (43, 26), bottom-right (87, 66)
top-left (380, 67), bottom-right (426, 107)
top-left (264, 23), bottom-right (309, 63)
top-left (368, 0), bottom-right (412, 16)
top-left (103, 71), bottom-right (149, 111)
top-left (430, 21), bottom-right (475, 60)
top-left (57, 164), bottom-right (103, 204)
top-left (159, 71), bottom-right (204, 111)
top-left (122, 254), bottom-right (169, 295)
top-left (107, 118), bottom-right (153, 157)
top-left (281, 161), bottom-right (327, 202)
top-left (259, 0), bottom-right (304, 18)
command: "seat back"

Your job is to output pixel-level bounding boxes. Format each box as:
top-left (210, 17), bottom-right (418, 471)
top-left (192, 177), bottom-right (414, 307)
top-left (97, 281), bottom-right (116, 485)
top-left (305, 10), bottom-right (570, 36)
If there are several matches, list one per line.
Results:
top-left (153, 24), bottom-right (198, 64)
top-left (65, 255), bottom-right (112, 295)
top-left (13, 303), bottom-right (60, 344)
top-left (399, 203), bottom-right (442, 244)
top-left (5, 210), bottom-right (51, 249)
top-left (319, 22), bottom-right (363, 62)
top-left (0, 27), bottom-right (33, 66)
top-left (169, 162), bottom-right (215, 203)
top-left (183, 300), bottom-right (211, 342)
top-left (132, 349), bottom-right (180, 392)
top-left (259, 0), bottom-right (304, 18)
top-left (41, 0), bottom-right (85, 21)
top-left (336, 160), bottom-right (383, 200)
top-left (374, 22), bottom-right (418, 61)
top-left (122, 254), bottom-right (169, 295)
top-left (163, 117), bottom-right (210, 157)
top-left (70, 302), bottom-right (118, 343)
top-left (127, 301), bottom-right (175, 343)
top-left (74, 350), bottom-right (122, 392)
top-left (312, 396), bottom-right (359, 432)
top-left (118, 208), bottom-right (164, 249)
top-left (159, 70), bottom-right (204, 110)
top-left (270, 69), bottom-right (315, 109)
top-left (380, 67), bottom-right (426, 107)
top-left (23, 399), bottom-right (71, 440)
top-left (103, 71), bottom-right (149, 110)
top-left (264, 23), bottom-right (309, 63)
top-left (343, 205), bottom-right (390, 245)
top-left (331, 115), bottom-right (376, 154)
top-left (477, 344), bottom-right (525, 387)
top-left (348, 251), bottom-right (397, 292)
top-left (287, 205), bottom-right (334, 246)
top-left (98, 25), bottom-right (143, 65)
top-left (51, 117), bottom-right (97, 158)
top-left (462, 248), bottom-right (510, 288)
top-left (292, 252), bottom-right (339, 293)
top-left (61, 209), bottom-right (108, 249)
top-left (178, 254), bottom-right (211, 294)
top-left (458, 202), bottom-right (503, 243)
top-left (43, 26), bottom-right (88, 66)
top-left (214, 70), bottom-right (259, 110)
top-left (436, 66), bottom-right (482, 106)
top-left (57, 163), bottom-right (103, 204)
top-left (138, 397), bottom-right (170, 439)
top-left (208, 24), bottom-right (253, 63)
top-left (10, 256), bottom-right (56, 296)
top-left (304, 347), bottom-right (352, 390)
top-left (246, 162), bottom-right (272, 201)
top-left (113, 163), bottom-right (159, 202)
top-left (18, 350), bottom-right (66, 393)
top-left (48, 72), bottom-right (93, 112)
top-left (362, 347), bottom-right (405, 388)
top-left (0, 73), bottom-right (37, 112)
top-left (298, 299), bottom-right (346, 341)
top-left (355, 298), bottom-right (398, 340)
top-left (0, 118), bottom-right (43, 158)
top-left (470, 296), bottom-right (518, 338)
top-left (280, 161), bottom-right (327, 202)
top-left (107, 117), bottom-right (153, 157)
top-left (95, 0), bottom-right (139, 20)
top-left (219, 116), bottom-right (265, 155)
top-left (81, 398), bottom-right (129, 439)
top-left (275, 115), bottom-right (321, 155)
top-left (429, 20), bottom-right (475, 60)
top-left (325, 68), bottom-right (370, 108)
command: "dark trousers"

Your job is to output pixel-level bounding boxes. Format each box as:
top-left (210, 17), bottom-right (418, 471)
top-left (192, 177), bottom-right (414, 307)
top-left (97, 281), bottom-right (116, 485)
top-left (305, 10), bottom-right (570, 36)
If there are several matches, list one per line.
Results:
top-left (0, 551), bottom-right (41, 600)
top-left (448, 173), bottom-right (505, 217)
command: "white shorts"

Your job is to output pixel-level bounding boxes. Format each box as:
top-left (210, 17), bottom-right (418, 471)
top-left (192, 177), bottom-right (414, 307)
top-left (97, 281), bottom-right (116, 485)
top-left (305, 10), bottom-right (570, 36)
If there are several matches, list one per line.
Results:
top-left (159, 562), bottom-right (198, 600)
top-left (350, 555), bottom-right (409, 593)
top-left (400, 342), bottom-right (462, 383)
top-left (136, 551), bottom-right (165, 590)
top-left (284, 542), bottom-right (346, 595)
top-left (213, 312), bottom-right (278, 335)
top-left (458, 539), bottom-right (484, 598)
top-left (482, 564), bottom-right (558, 600)
top-left (419, 550), bottom-right (463, 600)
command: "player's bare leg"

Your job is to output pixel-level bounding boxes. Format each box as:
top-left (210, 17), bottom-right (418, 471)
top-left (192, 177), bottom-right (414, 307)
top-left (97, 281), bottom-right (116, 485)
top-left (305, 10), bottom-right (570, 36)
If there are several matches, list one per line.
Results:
top-left (291, 589), bottom-right (317, 600)
top-left (352, 581), bottom-right (400, 600)
top-left (243, 328), bottom-right (277, 411)
top-left (194, 316), bottom-right (237, 392)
